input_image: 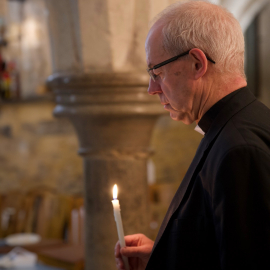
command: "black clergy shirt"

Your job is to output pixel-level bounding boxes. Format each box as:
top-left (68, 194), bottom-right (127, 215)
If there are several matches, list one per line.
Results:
top-left (146, 87), bottom-right (270, 270)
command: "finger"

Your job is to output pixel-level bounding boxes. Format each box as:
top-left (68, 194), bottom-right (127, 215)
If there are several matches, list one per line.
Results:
top-left (115, 257), bottom-right (125, 270)
top-left (115, 241), bottom-right (121, 258)
top-left (123, 234), bottom-right (142, 246)
top-left (121, 245), bottom-right (147, 257)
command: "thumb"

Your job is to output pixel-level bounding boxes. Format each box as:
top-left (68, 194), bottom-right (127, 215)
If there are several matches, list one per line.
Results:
top-left (121, 246), bottom-right (145, 257)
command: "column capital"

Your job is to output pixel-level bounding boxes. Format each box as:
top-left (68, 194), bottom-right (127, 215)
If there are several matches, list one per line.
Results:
top-left (47, 72), bottom-right (166, 117)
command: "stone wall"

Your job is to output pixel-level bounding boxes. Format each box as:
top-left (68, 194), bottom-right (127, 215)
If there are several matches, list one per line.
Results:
top-left (0, 100), bottom-right (83, 195)
top-left (151, 116), bottom-right (202, 184)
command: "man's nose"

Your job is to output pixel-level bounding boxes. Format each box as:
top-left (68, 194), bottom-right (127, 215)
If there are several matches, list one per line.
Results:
top-left (147, 79), bottom-right (162, 95)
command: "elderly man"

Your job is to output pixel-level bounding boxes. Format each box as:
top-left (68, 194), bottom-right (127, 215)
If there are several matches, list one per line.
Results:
top-left (115, 1), bottom-right (270, 270)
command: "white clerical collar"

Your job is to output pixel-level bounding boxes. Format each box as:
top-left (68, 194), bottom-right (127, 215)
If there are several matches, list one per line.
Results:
top-left (194, 125), bottom-right (205, 135)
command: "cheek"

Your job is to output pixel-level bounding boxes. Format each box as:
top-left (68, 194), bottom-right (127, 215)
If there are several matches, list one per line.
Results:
top-left (174, 71), bottom-right (181, 77)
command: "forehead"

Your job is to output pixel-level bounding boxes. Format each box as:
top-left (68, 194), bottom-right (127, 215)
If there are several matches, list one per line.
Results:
top-left (145, 22), bottom-right (167, 66)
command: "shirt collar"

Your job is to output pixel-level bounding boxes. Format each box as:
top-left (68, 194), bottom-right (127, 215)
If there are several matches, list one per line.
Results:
top-left (194, 125), bottom-right (205, 135)
top-left (195, 88), bottom-right (244, 135)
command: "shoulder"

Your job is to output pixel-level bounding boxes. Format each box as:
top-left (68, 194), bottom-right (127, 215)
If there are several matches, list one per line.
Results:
top-left (206, 143), bottom-right (270, 187)
top-left (215, 145), bottom-right (270, 175)
top-left (211, 99), bottom-right (270, 161)
top-left (201, 100), bottom-right (270, 191)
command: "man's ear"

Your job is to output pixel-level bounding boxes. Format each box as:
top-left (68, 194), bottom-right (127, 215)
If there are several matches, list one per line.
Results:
top-left (189, 48), bottom-right (208, 80)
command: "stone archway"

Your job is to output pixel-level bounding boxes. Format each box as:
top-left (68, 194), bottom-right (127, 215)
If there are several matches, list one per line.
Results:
top-left (210, 0), bottom-right (269, 32)
top-left (216, 0), bottom-right (270, 108)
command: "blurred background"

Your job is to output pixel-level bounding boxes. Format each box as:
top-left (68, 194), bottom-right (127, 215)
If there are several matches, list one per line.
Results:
top-left (0, 0), bottom-right (269, 269)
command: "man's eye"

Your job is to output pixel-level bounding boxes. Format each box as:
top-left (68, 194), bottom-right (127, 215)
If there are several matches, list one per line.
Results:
top-left (153, 70), bottom-right (161, 79)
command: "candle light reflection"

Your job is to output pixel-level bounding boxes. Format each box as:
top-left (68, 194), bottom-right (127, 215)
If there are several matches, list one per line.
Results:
top-left (113, 184), bottom-right (118, 199)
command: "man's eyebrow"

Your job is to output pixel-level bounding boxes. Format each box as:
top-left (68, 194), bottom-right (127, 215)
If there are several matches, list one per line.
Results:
top-left (147, 62), bottom-right (153, 69)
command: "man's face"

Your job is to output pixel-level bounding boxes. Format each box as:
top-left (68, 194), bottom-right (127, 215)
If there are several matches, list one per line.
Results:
top-left (145, 24), bottom-right (199, 124)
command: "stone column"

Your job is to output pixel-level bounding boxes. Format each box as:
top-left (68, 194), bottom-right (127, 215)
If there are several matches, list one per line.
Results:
top-left (45, 0), bottom-right (167, 268)
top-left (258, 1), bottom-right (270, 108)
top-left (47, 71), bottom-right (165, 270)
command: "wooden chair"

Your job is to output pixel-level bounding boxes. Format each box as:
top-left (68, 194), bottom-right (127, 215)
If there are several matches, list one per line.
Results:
top-left (37, 196), bottom-right (85, 270)
top-left (0, 187), bottom-right (73, 240)
top-left (0, 189), bottom-right (85, 269)
top-left (25, 187), bottom-right (73, 239)
top-left (0, 190), bottom-right (26, 237)
top-left (68, 196), bottom-right (84, 245)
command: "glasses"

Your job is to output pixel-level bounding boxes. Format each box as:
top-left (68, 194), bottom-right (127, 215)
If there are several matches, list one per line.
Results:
top-left (147, 49), bottom-right (215, 81)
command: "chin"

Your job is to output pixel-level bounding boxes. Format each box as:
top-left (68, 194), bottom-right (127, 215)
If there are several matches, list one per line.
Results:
top-left (170, 112), bottom-right (183, 121)
top-left (170, 112), bottom-right (193, 125)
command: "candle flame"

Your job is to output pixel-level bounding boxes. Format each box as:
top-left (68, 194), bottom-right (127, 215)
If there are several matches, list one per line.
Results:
top-left (113, 184), bottom-right (118, 199)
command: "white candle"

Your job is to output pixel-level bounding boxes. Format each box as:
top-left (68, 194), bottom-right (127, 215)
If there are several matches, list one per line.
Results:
top-left (112, 184), bottom-right (130, 270)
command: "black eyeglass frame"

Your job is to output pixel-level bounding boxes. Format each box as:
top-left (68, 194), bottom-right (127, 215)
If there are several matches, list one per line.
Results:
top-left (147, 49), bottom-right (215, 81)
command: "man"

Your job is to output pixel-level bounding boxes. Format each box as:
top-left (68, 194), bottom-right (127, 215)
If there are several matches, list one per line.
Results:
top-left (115, 1), bottom-right (270, 269)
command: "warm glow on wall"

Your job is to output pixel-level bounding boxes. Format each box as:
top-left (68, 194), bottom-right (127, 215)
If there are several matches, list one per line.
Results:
top-left (21, 18), bottom-right (39, 49)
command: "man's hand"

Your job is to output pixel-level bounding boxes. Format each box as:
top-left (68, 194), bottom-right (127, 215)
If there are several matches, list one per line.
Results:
top-left (114, 234), bottom-right (154, 270)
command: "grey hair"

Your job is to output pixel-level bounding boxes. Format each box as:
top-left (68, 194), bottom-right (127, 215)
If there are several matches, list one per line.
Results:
top-left (153, 1), bottom-right (246, 78)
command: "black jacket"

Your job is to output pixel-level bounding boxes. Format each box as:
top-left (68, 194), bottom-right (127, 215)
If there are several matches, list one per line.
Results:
top-left (146, 87), bottom-right (270, 270)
